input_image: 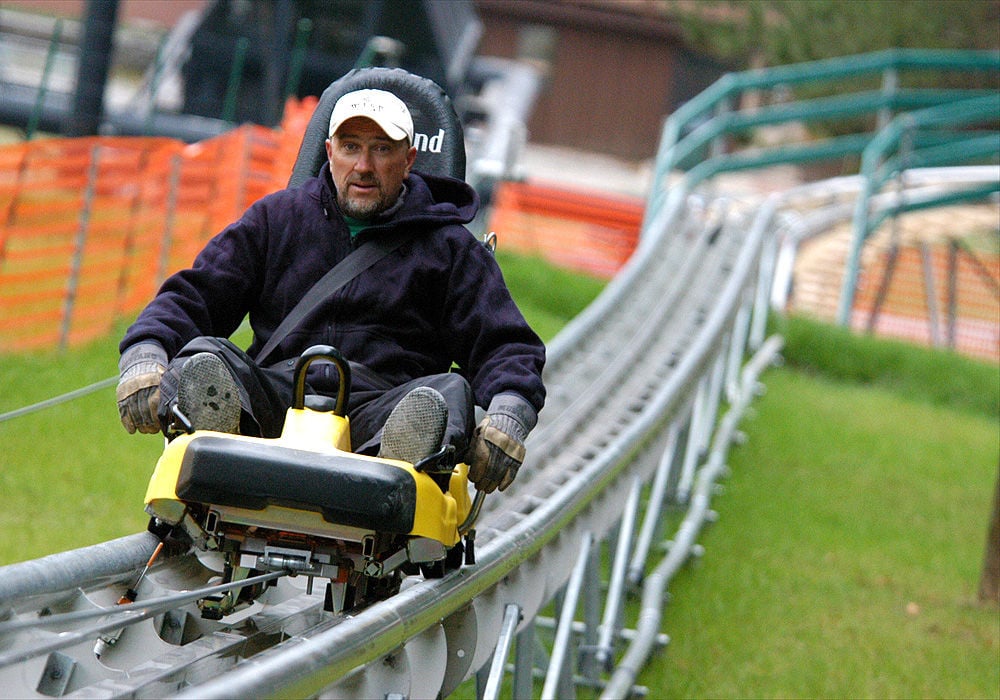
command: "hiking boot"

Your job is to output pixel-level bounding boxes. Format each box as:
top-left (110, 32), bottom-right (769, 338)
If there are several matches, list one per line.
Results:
top-left (176, 353), bottom-right (241, 433)
top-left (378, 387), bottom-right (448, 465)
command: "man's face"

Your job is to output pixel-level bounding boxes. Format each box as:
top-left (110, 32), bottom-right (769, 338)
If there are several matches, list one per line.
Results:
top-left (325, 117), bottom-right (416, 219)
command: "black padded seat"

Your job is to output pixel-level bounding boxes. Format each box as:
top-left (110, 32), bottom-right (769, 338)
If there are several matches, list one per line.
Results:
top-left (287, 66), bottom-right (466, 188)
top-left (176, 436), bottom-right (416, 533)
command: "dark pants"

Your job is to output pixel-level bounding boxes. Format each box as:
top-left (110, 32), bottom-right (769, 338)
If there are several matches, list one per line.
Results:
top-left (158, 337), bottom-right (475, 457)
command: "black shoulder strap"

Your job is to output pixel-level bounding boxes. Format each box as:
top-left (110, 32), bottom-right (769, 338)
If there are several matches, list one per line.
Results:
top-left (254, 230), bottom-right (412, 366)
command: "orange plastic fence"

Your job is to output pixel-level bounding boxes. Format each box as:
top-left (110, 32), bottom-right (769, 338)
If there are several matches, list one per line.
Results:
top-left (0, 97), bottom-right (318, 352)
top-left (852, 242), bottom-right (1000, 362)
top-left (0, 106), bottom-right (645, 354)
top-left (5, 104), bottom-right (991, 362)
top-left (486, 181), bottom-right (643, 279)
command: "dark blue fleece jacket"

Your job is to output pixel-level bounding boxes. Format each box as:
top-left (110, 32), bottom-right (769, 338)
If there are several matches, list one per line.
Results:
top-left (120, 166), bottom-right (546, 412)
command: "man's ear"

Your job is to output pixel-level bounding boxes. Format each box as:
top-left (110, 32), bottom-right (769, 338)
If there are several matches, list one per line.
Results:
top-left (325, 138), bottom-right (334, 162)
top-left (404, 146), bottom-right (417, 175)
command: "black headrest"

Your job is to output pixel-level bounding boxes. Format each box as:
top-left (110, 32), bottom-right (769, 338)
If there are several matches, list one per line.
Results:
top-left (287, 67), bottom-right (466, 188)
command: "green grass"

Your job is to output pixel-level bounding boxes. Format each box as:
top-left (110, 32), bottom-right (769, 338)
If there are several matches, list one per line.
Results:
top-left (0, 325), bottom-right (162, 563)
top-left (638, 319), bottom-right (999, 699)
top-left (495, 249), bottom-right (607, 340)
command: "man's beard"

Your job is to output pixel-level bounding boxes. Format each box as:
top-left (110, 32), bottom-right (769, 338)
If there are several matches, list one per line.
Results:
top-left (338, 177), bottom-right (392, 219)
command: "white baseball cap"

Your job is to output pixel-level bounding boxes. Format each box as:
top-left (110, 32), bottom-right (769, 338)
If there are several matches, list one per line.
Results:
top-left (327, 89), bottom-right (414, 144)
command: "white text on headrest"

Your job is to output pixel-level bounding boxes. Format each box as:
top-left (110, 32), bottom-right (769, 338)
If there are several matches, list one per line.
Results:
top-left (413, 129), bottom-right (445, 153)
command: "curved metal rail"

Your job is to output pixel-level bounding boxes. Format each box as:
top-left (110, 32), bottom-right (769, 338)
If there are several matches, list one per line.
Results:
top-left (0, 175), bottom-right (778, 698)
top-left (5, 164), bottom-right (987, 697)
top-left (3, 46), bottom-right (995, 696)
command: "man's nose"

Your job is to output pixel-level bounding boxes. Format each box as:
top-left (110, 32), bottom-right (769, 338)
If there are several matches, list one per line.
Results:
top-left (353, 149), bottom-right (373, 171)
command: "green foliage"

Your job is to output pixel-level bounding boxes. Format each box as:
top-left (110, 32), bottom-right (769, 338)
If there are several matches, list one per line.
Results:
top-left (673, 0), bottom-right (1000, 68)
top-left (768, 0), bottom-right (998, 64)
top-left (672, 1), bottom-right (999, 142)
top-left (774, 313), bottom-right (999, 417)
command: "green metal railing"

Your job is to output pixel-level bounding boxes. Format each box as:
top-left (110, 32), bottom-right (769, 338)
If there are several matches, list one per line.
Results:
top-left (839, 92), bottom-right (1000, 323)
top-left (651, 48), bottom-right (999, 328)
top-left (25, 18), bottom-right (64, 140)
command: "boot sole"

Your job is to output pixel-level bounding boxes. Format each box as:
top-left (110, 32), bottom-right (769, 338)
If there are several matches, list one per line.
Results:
top-left (379, 387), bottom-right (448, 465)
top-left (177, 353), bottom-right (241, 433)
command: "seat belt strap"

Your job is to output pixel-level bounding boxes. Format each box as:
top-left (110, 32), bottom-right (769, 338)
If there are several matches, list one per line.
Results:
top-left (254, 229), bottom-right (413, 366)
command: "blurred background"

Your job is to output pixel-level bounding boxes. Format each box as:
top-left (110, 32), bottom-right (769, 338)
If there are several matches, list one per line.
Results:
top-left (0, 1), bottom-right (997, 359)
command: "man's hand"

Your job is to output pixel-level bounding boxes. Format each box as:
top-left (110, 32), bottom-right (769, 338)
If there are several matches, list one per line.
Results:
top-left (467, 394), bottom-right (537, 493)
top-left (116, 342), bottom-right (168, 434)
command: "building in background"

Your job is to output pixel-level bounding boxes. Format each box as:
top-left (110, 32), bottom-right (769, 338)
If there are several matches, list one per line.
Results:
top-left (2, 0), bottom-right (727, 160)
top-left (476, 0), bottom-right (727, 160)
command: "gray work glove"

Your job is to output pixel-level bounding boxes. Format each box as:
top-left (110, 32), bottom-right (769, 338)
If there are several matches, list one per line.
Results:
top-left (468, 393), bottom-right (537, 493)
top-left (116, 341), bottom-right (168, 434)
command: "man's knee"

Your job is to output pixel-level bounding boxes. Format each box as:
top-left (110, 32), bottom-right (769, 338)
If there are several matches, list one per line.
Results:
top-left (424, 372), bottom-right (473, 402)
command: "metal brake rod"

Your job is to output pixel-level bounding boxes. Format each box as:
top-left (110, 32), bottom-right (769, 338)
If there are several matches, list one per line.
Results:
top-left (0, 570), bottom-right (287, 668)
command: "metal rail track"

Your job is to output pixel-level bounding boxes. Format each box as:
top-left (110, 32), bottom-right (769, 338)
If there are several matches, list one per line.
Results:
top-left (0, 180), bottom-right (776, 697)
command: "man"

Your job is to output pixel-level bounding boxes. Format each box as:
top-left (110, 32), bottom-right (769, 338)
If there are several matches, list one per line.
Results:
top-left (116, 88), bottom-right (545, 493)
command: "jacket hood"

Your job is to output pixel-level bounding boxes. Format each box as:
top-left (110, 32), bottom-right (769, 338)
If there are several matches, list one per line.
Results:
top-left (317, 162), bottom-right (479, 231)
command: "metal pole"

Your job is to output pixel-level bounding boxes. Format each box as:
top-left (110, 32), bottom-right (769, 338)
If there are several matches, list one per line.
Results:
top-left (703, 352), bottom-right (726, 449)
top-left (867, 243), bottom-right (900, 334)
top-left (870, 154), bottom-right (907, 333)
top-left (26, 19), bottom-right (64, 140)
top-left (284, 18), bottom-right (314, 99)
top-left (676, 380), bottom-right (707, 503)
top-left (841, 183), bottom-right (873, 326)
top-left (595, 478), bottom-right (642, 671)
top-left (954, 237), bottom-right (1000, 298)
top-left (841, 114), bottom-right (905, 327)
top-left (142, 35), bottom-right (168, 135)
top-left (946, 239), bottom-right (958, 349)
top-left (61, 144), bottom-right (100, 348)
top-left (65, 0), bottom-right (120, 136)
top-left (878, 66), bottom-right (899, 130)
top-left (482, 604), bottom-right (522, 700)
top-left (513, 619), bottom-right (536, 699)
top-left (156, 153), bottom-right (183, 290)
top-left (221, 37), bottom-right (250, 123)
top-left (265, 0), bottom-right (295, 125)
top-left (628, 422), bottom-right (681, 587)
top-left (725, 299), bottom-right (752, 403)
top-left (541, 532), bottom-right (592, 700)
top-left (920, 240), bottom-right (942, 347)
top-left (710, 97), bottom-right (731, 160)
top-left (750, 226), bottom-right (779, 350)
top-left (600, 568), bottom-right (669, 700)
top-left (579, 536), bottom-right (602, 681)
